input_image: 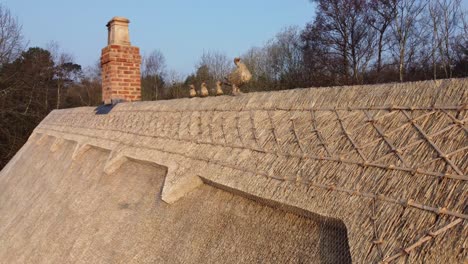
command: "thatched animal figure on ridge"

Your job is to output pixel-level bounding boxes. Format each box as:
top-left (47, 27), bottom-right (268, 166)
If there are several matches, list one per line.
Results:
top-left (189, 84), bottom-right (197, 98)
top-left (200, 82), bottom-right (209, 97)
top-left (225, 57), bottom-right (252, 96)
top-left (215, 81), bottom-right (223, 96)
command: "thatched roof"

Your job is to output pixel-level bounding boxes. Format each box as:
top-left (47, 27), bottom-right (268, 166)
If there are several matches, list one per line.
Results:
top-left (1, 78), bottom-right (466, 263)
top-left (0, 140), bottom-right (352, 263)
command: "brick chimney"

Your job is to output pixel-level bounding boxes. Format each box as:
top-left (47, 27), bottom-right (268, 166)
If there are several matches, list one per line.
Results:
top-left (101, 17), bottom-right (141, 104)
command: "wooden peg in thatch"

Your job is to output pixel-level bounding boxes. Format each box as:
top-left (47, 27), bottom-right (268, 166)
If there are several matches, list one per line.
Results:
top-left (440, 154), bottom-right (449, 160)
top-left (376, 193), bottom-right (386, 201)
top-left (439, 173), bottom-right (449, 180)
top-left (372, 239), bottom-right (384, 245)
top-left (437, 207), bottom-right (448, 215)
top-left (411, 168), bottom-right (421, 176)
top-left (400, 248), bottom-right (410, 256)
top-left (453, 119), bottom-right (464, 126)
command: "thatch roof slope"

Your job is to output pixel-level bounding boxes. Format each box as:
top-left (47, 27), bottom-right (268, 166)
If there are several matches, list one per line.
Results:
top-left (0, 139), bottom-right (351, 263)
top-left (1, 78), bottom-right (467, 263)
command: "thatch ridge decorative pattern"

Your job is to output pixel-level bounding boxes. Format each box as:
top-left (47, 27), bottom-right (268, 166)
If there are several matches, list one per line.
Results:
top-left (39, 106), bottom-right (467, 181)
top-left (29, 124), bottom-right (468, 220)
top-left (21, 79), bottom-right (468, 263)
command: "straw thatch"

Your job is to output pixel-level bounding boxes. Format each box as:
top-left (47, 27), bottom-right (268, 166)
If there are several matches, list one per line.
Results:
top-left (0, 78), bottom-right (466, 263)
top-left (0, 140), bottom-right (351, 263)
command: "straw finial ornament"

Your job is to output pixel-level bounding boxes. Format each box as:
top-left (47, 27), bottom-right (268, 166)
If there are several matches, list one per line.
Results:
top-left (215, 81), bottom-right (224, 96)
top-left (225, 57), bottom-right (252, 96)
top-left (200, 82), bottom-right (209, 97)
top-left (189, 84), bottom-right (197, 98)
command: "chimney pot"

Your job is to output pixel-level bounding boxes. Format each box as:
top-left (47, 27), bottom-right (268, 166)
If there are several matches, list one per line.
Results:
top-left (107, 16), bottom-right (131, 46)
top-left (101, 17), bottom-right (141, 103)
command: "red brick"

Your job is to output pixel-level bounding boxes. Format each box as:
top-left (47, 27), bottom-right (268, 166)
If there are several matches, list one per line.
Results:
top-left (101, 44), bottom-right (141, 102)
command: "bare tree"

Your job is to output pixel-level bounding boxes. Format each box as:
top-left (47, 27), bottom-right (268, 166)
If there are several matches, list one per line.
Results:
top-left (368, 0), bottom-right (397, 73)
top-left (0, 4), bottom-right (25, 100)
top-left (241, 27), bottom-right (306, 91)
top-left (66, 61), bottom-right (101, 107)
top-left (265, 26), bottom-right (304, 86)
top-left (435, 0), bottom-right (463, 78)
top-left (0, 4), bottom-right (25, 65)
top-left (428, 0), bottom-right (443, 80)
top-left (462, 9), bottom-right (468, 38)
top-left (240, 46), bottom-right (278, 91)
top-left (241, 47), bottom-right (268, 77)
top-left (309, 0), bottom-right (375, 84)
top-left (142, 50), bottom-right (167, 100)
top-left (142, 50), bottom-right (166, 77)
top-left (47, 41), bottom-right (81, 109)
top-left (197, 51), bottom-right (232, 81)
top-left (165, 69), bottom-right (185, 99)
top-left (391, 0), bottom-right (427, 82)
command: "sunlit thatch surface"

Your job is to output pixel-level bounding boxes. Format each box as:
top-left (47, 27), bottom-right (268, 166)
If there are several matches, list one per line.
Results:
top-left (1, 78), bottom-right (467, 263)
top-left (0, 140), bottom-right (352, 263)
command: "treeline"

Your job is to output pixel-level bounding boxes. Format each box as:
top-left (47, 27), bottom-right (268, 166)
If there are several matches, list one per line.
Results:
top-left (148, 0), bottom-right (467, 99)
top-left (1, 0), bottom-right (468, 168)
top-left (0, 44), bottom-right (102, 167)
top-left (0, 5), bottom-right (102, 168)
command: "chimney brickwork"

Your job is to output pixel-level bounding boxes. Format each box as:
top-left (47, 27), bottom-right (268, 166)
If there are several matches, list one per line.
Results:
top-left (101, 17), bottom-right (141, 104)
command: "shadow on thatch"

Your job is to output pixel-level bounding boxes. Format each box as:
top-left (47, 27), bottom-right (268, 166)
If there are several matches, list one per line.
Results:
top-left (202, 177), bottom-right (352, 263)
top-left (318, 220), bottom-right (352, 264)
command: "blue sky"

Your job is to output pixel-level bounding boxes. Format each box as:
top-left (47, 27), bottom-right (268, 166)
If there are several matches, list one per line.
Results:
top-left (4, 0), bottom-right (315, 75)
